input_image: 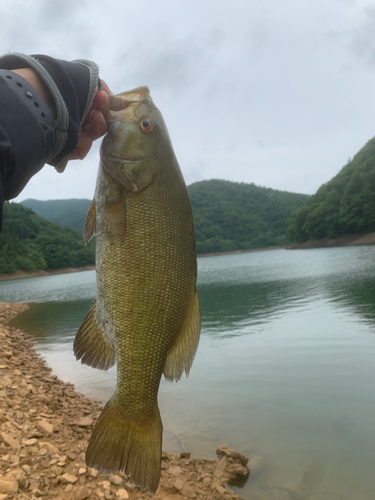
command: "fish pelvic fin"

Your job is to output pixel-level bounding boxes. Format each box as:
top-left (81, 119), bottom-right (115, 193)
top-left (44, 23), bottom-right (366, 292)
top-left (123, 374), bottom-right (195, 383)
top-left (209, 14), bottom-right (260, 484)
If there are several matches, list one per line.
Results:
top-left (164, 291), bottom-right (201, 382)
top-left (73, 299), bottom-right (115, 370)
top-left (86, 396), bottom-right (162, 494)
top-left (83, 199), bottom-right (96, 244)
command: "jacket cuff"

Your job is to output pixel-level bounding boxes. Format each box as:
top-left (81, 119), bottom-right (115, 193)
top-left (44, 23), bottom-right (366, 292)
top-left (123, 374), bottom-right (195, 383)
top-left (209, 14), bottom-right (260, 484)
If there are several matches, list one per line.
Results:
top-left (0, 53), bottom-right (100, 172)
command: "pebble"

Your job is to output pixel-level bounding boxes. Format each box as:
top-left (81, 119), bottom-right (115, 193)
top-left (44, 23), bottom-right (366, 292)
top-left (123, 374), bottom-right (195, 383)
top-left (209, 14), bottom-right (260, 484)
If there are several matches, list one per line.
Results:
top-left (59, 473), bottom-right (78, 484)
top-left (23, 438), bottom-right (37, 446)
top-left (1, 432), bottom-right (20, 448)
top-left (76, 486), bottom-right (91, 500)
top-left (109, 475), bottom-right (123, 486)
top-left (181, 482), bottom-right (197, 498)
top-left (77, 416), bottom-right (93, 427)
top-left (89, 468), bottom-right (99, 477)
top-left (0, 477), bottom-right (18, 493)
top-left (37, 420), bottom-right (54, 435)
top-left (173, 478), bottom-right (185, 492)
top-left (116, 488), bottom-right (129, 499)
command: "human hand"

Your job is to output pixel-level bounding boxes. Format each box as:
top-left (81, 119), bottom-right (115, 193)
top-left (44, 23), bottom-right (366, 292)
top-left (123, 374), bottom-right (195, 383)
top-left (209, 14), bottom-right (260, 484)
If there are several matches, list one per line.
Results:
top-left (70, 80), bottom-right (113, 161)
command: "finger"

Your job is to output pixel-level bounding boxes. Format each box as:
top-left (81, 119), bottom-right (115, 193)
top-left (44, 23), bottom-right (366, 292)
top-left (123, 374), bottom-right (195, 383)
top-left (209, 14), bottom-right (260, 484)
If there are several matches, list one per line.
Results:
top-left (99, 80), bottom-right (113, 96)
top-left (70, 134), bottom-right (92, 160)
top-left (81, 110), bottom-right (107, 141)
top-left (93, 90), bottom-right (111, 120)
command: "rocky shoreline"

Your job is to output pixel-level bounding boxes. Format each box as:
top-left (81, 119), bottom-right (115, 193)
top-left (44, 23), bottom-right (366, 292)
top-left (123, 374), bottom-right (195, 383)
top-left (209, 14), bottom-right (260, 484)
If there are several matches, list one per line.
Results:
top-left (0, 303), bottom-right (249, 500)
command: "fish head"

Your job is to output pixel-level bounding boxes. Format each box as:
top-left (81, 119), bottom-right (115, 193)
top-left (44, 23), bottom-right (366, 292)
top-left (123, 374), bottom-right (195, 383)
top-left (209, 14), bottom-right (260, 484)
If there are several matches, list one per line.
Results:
top-left (101, 86), bottom-right (171, 194)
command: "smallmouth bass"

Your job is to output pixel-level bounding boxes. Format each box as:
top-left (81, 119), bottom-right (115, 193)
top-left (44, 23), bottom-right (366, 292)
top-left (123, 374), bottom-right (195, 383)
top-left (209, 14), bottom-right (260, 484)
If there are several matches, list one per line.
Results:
top-left (74, 87), bottom-right (201, 493)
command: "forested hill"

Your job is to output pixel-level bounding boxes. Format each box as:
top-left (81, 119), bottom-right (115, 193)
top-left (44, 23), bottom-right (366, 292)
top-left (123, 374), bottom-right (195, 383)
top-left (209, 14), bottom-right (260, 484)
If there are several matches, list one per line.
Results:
top-left (21, 198), bottom-right (91, 233)
top-left (188, 180), bottom-right (309, 252)
top-left (0, 203), bottom-right (95, 274)
top-left (286, 136), bottom-right (375, 243)
top-left (21, 180), bottom-right (309, 254)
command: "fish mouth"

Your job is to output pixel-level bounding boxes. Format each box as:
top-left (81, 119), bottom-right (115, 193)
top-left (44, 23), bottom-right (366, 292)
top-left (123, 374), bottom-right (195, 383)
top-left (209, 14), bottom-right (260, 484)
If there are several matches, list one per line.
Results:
top-left (108, 86), bottom-right (150, 120)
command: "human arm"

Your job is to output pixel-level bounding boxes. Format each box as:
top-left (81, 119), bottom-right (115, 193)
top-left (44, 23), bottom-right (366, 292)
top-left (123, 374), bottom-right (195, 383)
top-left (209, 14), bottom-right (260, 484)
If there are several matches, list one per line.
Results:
top-left (0, 53), bottom-right (111, 230)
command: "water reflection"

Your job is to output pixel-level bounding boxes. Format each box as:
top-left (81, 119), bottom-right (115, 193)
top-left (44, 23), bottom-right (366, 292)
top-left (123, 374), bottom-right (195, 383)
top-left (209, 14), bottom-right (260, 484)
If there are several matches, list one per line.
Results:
top-left (199, 277), bottom-right (318, 336)
top-left (323, 273), bottom-right (375, 326)
top-left (12, 300), bottom-right (92, 340)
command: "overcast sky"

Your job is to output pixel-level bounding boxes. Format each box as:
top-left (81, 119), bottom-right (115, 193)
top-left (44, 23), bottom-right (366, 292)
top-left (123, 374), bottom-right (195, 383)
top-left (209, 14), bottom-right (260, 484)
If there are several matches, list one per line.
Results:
top-left (2, 0), bottom-right (375, 201)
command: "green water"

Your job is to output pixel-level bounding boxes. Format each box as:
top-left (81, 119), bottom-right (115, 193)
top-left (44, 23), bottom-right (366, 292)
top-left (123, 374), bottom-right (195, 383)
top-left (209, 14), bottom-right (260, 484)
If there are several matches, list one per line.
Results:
top-left (1, 247), bottom-right (375, 499)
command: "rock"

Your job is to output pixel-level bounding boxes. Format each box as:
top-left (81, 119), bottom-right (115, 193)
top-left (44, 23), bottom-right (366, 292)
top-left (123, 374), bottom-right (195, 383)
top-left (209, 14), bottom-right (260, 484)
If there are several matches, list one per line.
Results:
top-left (21, 464), bottom-right (31, 475)
top-left (181, 482), bottom-right (197, 498)
top-left (10, 454), bottom-right (20, 465)
top-left (109, 475), bottom-right (123, 486)
top-left (89, 468), bottom-right (99, 477)
top-left (75, 486), bottom-right (91, 500)
top-left (33, 489), bottom-right (46, 497)
top-left (215, 446), bottom-right (250, 485)
top-left (1, 432), bottom-right (20, 448)
top-left (168, 465), bottom-right (183, 476)
top-left (124, 481), bottom-right (137, 491)
top-left (102, 480), bottom-right (111, 490)
top-left (173, 478), bottom-right (185, 492)
top-left (37, 420), bottom-right (54, 435)
top-left (77, 417), bottom-right (93, 427)
top-left (39, 441), bottom-right (60, 455)
top-left (216, 446), bottom-right (249, 466)
top-left (23, 438), bottom-right (37, 446)
top-left (104, 489), bottom-right (113, 500)
top-left (0, 477), bottom-right (18, 493)
top-left (116, 489), bottom-right (129, 500)
top-left (59, 473), bottom-right (78, 484)
top-left (214, 484), bottom-right (227, 495)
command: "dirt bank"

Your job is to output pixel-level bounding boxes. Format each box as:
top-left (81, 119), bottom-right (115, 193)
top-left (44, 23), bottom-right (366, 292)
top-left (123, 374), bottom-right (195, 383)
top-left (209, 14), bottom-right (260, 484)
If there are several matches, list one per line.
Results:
top-left (0, 303), bottom-right (249, 500)
top-left (287, 232), bottom-right (375, 250)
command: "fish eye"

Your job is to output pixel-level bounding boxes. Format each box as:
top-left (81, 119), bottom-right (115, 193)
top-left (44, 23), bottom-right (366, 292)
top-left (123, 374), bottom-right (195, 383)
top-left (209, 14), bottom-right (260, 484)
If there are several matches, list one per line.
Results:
top-left (140, 119), bottom-right (153, 132)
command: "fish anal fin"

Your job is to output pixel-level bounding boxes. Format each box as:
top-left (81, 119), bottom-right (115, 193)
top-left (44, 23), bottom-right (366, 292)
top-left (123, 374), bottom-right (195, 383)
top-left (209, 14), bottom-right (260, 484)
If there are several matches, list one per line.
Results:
top-left (74, 299), bottom-right (115, 370)
top-left (86, 396), bottom-right (162, 493)
top-left (83, 199), bottom-right (96, 244)
top-left (164, 291), bottom-right (201, 382)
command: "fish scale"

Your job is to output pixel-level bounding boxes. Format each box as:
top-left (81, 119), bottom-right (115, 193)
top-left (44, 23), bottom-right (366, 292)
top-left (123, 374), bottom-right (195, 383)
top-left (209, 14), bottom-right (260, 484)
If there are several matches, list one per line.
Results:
top-left (73, 86), bottom-right (200, 493)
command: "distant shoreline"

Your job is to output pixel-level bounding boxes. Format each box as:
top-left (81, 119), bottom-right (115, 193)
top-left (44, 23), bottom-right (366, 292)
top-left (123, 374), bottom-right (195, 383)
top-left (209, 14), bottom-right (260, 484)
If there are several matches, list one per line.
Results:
top-left (2, 233), bottom-right (375, 282)
top-left (197, 245), bottom-right (285, 258)
top-left (0, 265), bottom-right (95, 282)
top-left (0, 247), bottom-right (286, 282)
top-left (286, 232), bottom-right (375, 250)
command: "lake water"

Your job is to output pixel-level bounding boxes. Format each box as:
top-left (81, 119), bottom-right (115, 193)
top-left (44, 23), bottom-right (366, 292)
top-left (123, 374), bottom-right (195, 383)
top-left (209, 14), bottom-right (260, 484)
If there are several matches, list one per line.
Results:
top-left (1, 247), bottom-right (375, 500)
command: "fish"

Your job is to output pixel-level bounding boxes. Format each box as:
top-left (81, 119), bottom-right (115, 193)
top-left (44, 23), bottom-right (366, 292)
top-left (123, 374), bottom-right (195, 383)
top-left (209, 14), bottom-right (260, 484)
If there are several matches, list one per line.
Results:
top-left (73, 86), bottom-right (201, 494)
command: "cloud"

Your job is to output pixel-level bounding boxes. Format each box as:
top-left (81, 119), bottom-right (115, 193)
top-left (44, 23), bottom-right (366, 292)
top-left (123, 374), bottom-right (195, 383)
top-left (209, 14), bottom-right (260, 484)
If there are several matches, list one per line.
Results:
top-left (114, 29), bottom-right (225, 97)
top-left (348, 6), bottom-right (375, 65)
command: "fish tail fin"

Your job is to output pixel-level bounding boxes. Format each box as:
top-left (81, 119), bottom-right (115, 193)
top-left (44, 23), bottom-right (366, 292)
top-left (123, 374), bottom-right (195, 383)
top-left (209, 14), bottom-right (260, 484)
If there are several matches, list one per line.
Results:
top-left (86, 396), bottom-right (162, 494)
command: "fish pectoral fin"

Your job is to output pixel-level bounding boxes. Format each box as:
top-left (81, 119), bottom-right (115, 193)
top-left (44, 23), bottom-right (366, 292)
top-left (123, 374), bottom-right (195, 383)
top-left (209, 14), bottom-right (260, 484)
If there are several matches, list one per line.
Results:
top-left (73, 299), bottom-right (115, 370)
top-left (164, 291), bottom-right (201, 382)
top-left (83, 199), bottom-right (96, 244)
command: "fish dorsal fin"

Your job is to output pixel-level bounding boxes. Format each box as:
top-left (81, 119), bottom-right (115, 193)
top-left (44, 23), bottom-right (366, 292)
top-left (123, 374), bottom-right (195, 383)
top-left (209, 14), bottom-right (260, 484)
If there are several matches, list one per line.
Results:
top-left (83, 199), bottom-right (96, 244)
top-left (74, 299), bottom-right (116, 370)
top-left (163, 291), bottom-right (201, 381)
